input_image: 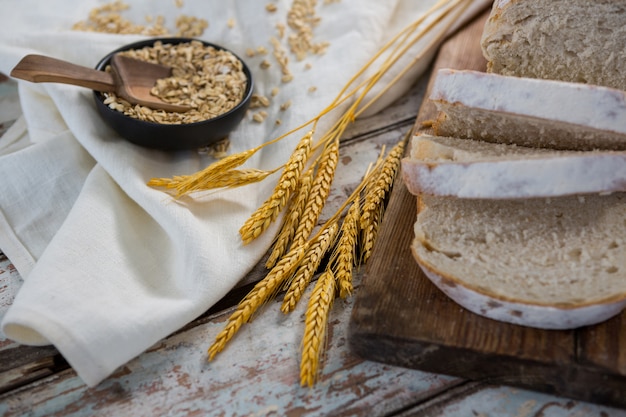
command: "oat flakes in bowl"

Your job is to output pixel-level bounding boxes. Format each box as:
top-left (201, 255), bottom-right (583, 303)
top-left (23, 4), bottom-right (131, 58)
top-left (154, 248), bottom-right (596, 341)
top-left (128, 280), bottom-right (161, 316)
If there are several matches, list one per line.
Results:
top-left (94, 37), bottom-right (253, 150)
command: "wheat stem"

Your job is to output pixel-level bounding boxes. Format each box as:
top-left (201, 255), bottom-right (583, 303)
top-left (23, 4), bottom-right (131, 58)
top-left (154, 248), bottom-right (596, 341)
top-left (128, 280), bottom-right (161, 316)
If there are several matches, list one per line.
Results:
top-left (355, 0), bottom-right (472, 117)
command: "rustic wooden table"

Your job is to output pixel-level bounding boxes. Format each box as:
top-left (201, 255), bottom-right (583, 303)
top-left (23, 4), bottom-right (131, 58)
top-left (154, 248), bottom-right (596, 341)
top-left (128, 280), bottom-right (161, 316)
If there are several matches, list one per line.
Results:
top-left (1, 50), bottom-right (626, 416)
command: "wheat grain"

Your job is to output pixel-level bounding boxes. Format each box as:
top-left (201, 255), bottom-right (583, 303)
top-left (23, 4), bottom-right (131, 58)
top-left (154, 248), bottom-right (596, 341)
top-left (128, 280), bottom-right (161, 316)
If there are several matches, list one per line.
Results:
top-left (291, 139), bottom-right (339, 248)
top-left (208, 245), bottom-right (306, 360)
top-left (334, 199), bottom-right (359, 299)
top-left (239, 132), bottom-right (313, 244)
top-left (300, 268), bottom-right (335, 387)
top-left (266, 168), bottom-right (314, 268)
top-left (281, 221), bottom-right (338, 313)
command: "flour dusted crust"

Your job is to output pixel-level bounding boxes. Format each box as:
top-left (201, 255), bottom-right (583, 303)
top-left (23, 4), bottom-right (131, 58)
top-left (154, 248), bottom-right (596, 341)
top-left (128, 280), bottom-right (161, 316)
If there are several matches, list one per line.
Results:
top-left (411, 194), bottom-right (626, 329)
top-left (401, 134), bottom-right (626, 198)
top-left (481, 0), bottom-right (626, 91)
top-left (430, 69), bottom-right (626, 151)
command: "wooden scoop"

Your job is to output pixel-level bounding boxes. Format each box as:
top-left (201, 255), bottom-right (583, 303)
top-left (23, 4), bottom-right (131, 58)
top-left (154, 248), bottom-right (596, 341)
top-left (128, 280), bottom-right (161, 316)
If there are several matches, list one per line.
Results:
top-left (10, 54), bottom-right (190, 112)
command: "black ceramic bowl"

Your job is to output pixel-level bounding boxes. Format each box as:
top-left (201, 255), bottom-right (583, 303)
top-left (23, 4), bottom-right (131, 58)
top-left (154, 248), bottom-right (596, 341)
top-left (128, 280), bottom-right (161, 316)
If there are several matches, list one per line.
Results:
top-left (94, 38), bottom-right (253, 151)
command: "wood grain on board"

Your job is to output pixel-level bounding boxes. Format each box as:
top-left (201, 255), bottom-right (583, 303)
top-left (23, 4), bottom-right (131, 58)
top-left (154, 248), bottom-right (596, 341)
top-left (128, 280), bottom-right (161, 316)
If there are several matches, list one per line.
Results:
top-left (349, 10), bottom-right (626, 408)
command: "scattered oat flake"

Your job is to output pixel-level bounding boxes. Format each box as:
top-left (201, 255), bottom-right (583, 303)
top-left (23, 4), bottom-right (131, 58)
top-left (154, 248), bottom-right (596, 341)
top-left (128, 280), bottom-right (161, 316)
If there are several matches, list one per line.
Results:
top-left (308, 86), bottom-right (317, 93)
top-left (266, 3), bottom-right (278, 12)
top-left (246, 48), bottom-right (256, 57)
top-left (275, 22), bottom-right (286, 39)
top-left (227, 18), bottom-right (235, 28)
top-left (256, 46), bottom-right (269, 55)
top-left (260, 59), bottom-right (271, 69)
top-left (252, 112), bottom-right (267, 123)
top-left (280, 100), bottom-right (292, 111)
top-left (271, 87), bottom-right (280, 97)
top-left (175, 0), bottom-right (184, 7)
top-left (251, 94), bottom-right (271, 108)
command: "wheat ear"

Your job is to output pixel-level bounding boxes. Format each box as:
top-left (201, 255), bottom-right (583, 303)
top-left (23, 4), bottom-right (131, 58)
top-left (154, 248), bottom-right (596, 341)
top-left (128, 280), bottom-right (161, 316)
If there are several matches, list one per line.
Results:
top-left (361, 139), bottom-right (405, 217)
top-left (291, 139), bottom-right (339, 248)
top-left (359, 139), bottom-right (404, 263)
top-left (334, 198), bottom-right (360, 299)
top-left (200, 168), bottom-right (279, 190)
top-left (207, 244), bottom-right (307, 360)
top-left (300, 268), bottom-right (336, 387)
top-left (239, 132), bottom-right (313, 244)
top-left (147, 148), bottom-right (258, 196)
top-left (266, 168), bottom-right (314, 269)
top-left (281, 221), bottom-right (339, 313)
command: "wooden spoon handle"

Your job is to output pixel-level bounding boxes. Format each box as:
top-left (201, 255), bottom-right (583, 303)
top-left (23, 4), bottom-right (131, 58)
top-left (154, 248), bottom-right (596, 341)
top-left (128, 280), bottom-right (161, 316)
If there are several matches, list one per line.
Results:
top-left (10, 54), bottom-right (116, 92)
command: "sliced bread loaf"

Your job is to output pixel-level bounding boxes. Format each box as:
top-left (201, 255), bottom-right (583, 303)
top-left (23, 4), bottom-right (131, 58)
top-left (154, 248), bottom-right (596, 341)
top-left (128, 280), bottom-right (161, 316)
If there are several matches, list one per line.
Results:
top-left (430, 69), bottom-right (626, 151)
top-left (401, 134), bottom-right (626, 198)
top-left (481, 0), bottom-right (626, 91)
top-left (411, 193), bottom-right (626, 329)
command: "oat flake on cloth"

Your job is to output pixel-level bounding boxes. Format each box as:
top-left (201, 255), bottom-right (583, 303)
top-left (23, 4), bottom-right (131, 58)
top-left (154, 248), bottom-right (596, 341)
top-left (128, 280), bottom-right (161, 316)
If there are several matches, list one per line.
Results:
top-left (0, 0), bottom-right (489, 386)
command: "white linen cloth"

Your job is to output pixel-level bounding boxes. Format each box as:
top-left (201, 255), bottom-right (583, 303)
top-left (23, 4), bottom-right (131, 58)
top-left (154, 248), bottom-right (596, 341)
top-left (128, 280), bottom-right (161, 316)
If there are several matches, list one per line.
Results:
top-left (0, 0), bottom-right (489, 386)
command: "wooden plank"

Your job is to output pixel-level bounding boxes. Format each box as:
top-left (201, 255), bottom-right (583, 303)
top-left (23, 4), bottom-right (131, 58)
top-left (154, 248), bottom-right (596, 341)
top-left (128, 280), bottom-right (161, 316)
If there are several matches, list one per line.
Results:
top-left (348, 10), bottom-right (626, 409)
top-left (578, 314), bottom-right (626, 376)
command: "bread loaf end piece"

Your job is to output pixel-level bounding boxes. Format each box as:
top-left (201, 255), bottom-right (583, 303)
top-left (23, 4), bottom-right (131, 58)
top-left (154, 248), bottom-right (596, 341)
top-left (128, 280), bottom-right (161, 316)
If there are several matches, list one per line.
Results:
top-left (481, 0), bottom-right (626, 91)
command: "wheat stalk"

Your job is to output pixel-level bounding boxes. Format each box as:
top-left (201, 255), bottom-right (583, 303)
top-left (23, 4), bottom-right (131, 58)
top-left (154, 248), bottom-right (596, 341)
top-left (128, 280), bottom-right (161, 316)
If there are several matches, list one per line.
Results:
top-left (300, 268), bottom-right (336, 387)
top-left (239, 132), bottom-right (313, 244)
top-left (207, 244), bottom-right (307, 360)
top-left (281, 221), bottom-right (339, 313)
top-left (199, 0), bottom-right (476, 386)
top-left (266, 167), bottom-right (314, 269)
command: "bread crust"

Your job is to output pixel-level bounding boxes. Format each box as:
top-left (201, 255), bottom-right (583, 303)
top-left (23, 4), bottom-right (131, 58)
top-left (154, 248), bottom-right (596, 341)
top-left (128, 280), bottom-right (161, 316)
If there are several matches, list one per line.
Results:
top-left (430, 69), bottom-right (626, 151)
top-left (401, 134), bottom-right (626, 198)
top-left (481, 0), bottom-right (626, 90)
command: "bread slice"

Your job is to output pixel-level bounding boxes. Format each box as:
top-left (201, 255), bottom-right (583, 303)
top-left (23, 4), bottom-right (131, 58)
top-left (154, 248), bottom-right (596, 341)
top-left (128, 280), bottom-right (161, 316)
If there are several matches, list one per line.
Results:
top-left (430, 69), bottom-right (626, 151)
top-left (401, 134), bottom-right (626, 198)
top-left (411, 193), bottom-right (626, 329)
top-left (481, 0), bottom-right (626, 91)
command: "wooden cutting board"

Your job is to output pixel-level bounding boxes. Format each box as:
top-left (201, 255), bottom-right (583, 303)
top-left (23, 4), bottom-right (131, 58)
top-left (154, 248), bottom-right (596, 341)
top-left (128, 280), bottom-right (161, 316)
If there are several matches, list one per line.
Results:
top-left (349, 10), bottom-right (626, 408)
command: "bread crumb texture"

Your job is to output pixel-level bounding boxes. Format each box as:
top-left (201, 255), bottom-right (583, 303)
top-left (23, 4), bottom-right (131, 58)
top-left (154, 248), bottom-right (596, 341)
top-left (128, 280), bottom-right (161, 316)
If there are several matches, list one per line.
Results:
top-left (413, 193), bottom-right (626, 307)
